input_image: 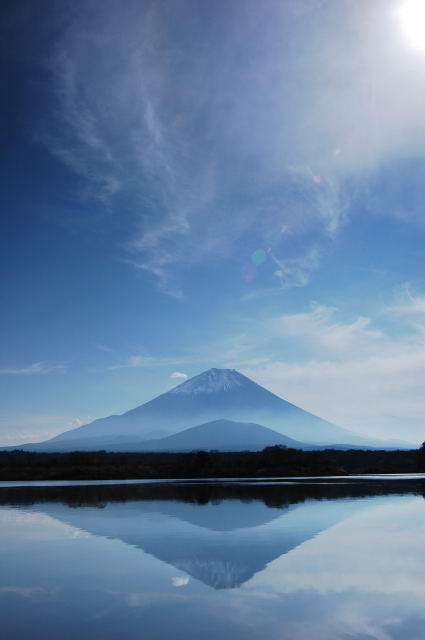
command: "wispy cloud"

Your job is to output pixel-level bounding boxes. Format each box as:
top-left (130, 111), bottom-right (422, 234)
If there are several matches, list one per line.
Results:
top-left (243, 350), bottom-right (425, 443)
top-left (389, 284), bottom-right (425, 317)
top-left (40, 0), bottom-right (415, 294)
top-left (96, 344), bottom-right (115, 354)
top-left (268, 304), bottom-right (384, 355)
top-left (107, 355), bottom-right (147, 371)
top-left (101, 351), bottom-right (197, 372)
top-left (238, 295), bottom-right (425, 442)
top-left (266, 247), bottom-right (322, 294)
top-left (0, 362), bottom-right (66, 375)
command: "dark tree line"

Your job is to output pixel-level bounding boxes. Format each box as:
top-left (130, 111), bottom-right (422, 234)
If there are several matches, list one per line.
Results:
top-left (418, 442), bottom-right (425, 472)
top-left (0, 444), bottom-right (422, 481)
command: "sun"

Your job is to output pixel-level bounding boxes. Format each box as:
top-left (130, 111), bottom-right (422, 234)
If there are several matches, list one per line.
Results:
top-left (399, 0), bottom-right (425, 49)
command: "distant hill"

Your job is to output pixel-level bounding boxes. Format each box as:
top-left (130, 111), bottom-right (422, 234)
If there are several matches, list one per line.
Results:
top-left (7, 419), bottom-right (311, 453)
top-left (119, 419), bottom-right (309, 452)
top-left (9, 368), bottom-right (415, 451)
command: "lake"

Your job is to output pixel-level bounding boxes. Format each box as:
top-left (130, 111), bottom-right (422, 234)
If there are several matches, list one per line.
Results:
top-left (1, 476), bottom-right (425, 640)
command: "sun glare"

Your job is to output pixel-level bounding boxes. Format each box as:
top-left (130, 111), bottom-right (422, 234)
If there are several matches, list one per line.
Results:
top-left (399, 0), bottom-right (425, 49)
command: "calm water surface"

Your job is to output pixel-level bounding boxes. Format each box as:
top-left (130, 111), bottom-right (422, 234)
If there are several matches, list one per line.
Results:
top-left (1, 476), bottom-right (425, 640)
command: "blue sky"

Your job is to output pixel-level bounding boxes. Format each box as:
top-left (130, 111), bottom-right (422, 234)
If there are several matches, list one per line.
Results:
top-left (3, 0), bottom-right (425, 445)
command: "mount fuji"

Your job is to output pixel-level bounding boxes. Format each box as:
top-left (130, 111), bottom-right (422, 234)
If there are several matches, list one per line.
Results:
top-left (13, 368), bottom-right (411, 452)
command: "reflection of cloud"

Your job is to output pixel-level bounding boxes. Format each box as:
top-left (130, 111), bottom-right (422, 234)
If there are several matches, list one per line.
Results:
top-left (126, 593), bottom-right (155, 608)
top-left (0, 509), bottom-right (90, 542)
top-left (172, 576), bottom-right (189, 587)
top-left (0, 586), bottom-right (47, 600)
top-left (251, 498), bottom-right (425, 596)
top-left (2, 493), bottom-right (424, 640)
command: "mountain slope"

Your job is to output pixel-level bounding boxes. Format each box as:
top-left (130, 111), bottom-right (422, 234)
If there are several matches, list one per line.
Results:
top-left (40, 368), bottom-right (390, 449)
top-left (126, 419), bottom-right (309, 452)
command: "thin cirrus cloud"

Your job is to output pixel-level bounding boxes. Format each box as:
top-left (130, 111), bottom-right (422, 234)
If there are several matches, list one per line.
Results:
top-left (388, 284), bottom-right (425, 317)
top-left (104, 353), bottom-right (193, 372)
top-left (243, 349), bottom-right (425, 439)
top-left (237, 293), bottom-right (425, 441)
top-left (268, 303), bottom-right (384, 355)
top-left (0, 362), bottom-right (66, 375)
top-left (37, 0), bottom-right (425, 294)
top-left (106, 355), bottom-right (147, 371)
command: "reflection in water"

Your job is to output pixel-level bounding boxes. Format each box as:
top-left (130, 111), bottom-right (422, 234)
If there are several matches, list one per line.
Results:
top-left (1, 476), bottom-right (424, 508)
top-left (1, 479), bottom-right (423, 590)
top-left (1, 478), bottom-right (425, 639)
top-left (18, 493), bottom-right (365, 589)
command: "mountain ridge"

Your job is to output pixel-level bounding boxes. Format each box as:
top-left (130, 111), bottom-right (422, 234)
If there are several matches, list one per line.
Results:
top-left (47, 368), bottom-right (367, 446)
top-left (8, 368), bottom-right (415, 451)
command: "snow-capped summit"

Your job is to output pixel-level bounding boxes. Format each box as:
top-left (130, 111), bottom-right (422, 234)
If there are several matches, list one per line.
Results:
top-left (17, 366), bottom-right (397, 452)
top-left (170, 368), bottom-right (245, 394)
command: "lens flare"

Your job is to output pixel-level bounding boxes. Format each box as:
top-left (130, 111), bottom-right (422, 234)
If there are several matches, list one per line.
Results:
top-left (400, 0), bottom-right (425, 50)
top-left (240, 263), bottom-right (256, 282)
top-left (251, 248), bottom-right (267, 266)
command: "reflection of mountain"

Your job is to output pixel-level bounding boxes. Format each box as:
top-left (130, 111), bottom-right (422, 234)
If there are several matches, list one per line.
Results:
top-left (1, 478), bottom-right (421, 508)
top-left (12, 484), bottom-right (373, 590)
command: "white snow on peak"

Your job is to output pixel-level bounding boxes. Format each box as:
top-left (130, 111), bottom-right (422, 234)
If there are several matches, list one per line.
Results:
top-left (170, 368), bottom-right (245, 394)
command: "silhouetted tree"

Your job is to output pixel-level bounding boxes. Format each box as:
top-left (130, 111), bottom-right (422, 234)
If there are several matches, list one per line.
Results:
top-left (417, 441), bottom-right (425, 472)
